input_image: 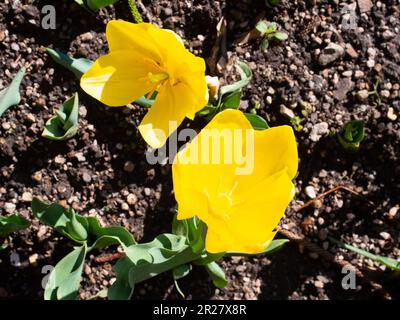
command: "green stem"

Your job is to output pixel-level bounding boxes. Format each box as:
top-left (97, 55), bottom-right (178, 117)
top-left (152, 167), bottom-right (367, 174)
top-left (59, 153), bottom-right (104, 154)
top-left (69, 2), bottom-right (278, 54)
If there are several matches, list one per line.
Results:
top-left (127, 0), bottom-right (143, 23)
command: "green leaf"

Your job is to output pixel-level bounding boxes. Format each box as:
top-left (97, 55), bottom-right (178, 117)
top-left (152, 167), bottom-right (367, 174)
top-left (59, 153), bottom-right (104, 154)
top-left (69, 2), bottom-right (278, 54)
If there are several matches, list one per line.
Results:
top-left (31, 198), bottom-right (135, 248)
top-left (0, 214), bottom-right (30, 238)
top-left (42, 93), bottom-right (79, 141)
top-left (338, 120), bottom-right (365, 151)
top-left (86, 216), bottom-right (136, 249)
top-left (0, 67), bottom-right (25, 118)
top-left (173, 263), bottom-right (192, 280)
top-left (244, 113), bottom-right (270, 130)
top-left (86, 0), bottom-right (120, 11)
top-left (225, 239), bottom-right (289, 257)
top-left (219, 62), bottom-right (252, 97)
top-left (45, 244), bottom-right (87, 300)
top-left (266, 22), bottom-right (277, 34)
top-left (222, 90), bottom-right (241, 109)
top-left (260, 38), bottom-right (270, 50)
top-left (109, 234), bottom-right (198, 300)
top-left (255, 20), bottom-right (269, 34)
top-left (65, 208), bottom-right (88, 242)
top-left (31, 198), bottom-right (79, 242)
top-left (47, 48), bottom-right (93, 79)
top-left (329, 236), bottom-right (400, 272)
top-left (274, 32), bottom-right (288, 41)
top-left (205, 261), bottom-right (228, 288)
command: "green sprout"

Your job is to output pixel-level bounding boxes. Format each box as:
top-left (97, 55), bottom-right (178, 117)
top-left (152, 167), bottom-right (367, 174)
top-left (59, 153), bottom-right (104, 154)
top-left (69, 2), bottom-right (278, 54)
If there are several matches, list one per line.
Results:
top-left (42, 93), bottom-right (80, 141)
top-left (255, 20), bottom-right (288, 50)
top-left (337, 120), bottom-right (365, 151)
top-left (290, 115), bottom-right (304, 132)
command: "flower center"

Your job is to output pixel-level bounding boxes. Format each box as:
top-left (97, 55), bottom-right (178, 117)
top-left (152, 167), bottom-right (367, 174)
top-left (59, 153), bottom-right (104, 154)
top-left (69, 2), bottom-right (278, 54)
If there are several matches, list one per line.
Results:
top-left (208, 193), bottom-right (232, 221)
top-left (147, 72), bottom-right (169, 84)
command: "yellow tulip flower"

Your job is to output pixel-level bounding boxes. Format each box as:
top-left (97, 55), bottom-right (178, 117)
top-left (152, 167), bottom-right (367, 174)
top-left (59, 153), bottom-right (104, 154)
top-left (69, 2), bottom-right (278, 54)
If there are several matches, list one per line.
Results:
top-left (172, 109), bottom-right (298, 254)
top-left (80, 20), bottom-right (208, 148)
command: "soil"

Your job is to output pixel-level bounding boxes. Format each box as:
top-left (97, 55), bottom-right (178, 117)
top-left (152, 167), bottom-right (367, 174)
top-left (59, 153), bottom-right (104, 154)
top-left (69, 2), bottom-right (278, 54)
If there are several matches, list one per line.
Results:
top-left (0, 0), bottom-right (399, 300)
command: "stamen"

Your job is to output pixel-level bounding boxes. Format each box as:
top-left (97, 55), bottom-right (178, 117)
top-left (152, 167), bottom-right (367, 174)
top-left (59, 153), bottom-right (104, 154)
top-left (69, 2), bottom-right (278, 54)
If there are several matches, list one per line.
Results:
top-left (147, 72), bottom-right (169, 84)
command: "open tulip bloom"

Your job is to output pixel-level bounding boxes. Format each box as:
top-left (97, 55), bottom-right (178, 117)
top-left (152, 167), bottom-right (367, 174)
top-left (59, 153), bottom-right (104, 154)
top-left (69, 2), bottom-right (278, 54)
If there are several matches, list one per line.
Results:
top-left (80, 20), bottom-right (208, 148)
top-left (173, 109), bottom-right (298, 254)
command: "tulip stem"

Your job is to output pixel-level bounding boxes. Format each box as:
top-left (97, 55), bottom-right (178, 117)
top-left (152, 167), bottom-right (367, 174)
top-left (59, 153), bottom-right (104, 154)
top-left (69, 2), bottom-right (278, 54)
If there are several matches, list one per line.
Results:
top-left (127, 0), bottom-right (143, 23)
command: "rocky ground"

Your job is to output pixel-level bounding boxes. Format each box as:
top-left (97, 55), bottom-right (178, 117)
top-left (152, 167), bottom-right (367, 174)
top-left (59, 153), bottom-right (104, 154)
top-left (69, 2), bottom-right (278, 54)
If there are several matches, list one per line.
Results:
top-left (0, 0), bottom-right (399, 300)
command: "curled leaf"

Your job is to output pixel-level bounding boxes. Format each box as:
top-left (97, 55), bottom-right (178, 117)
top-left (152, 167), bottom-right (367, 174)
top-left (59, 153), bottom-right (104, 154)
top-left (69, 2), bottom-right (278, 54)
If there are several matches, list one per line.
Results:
top-left (338, 120), bottom-right (365, 151)
top-left (205, 261), bottom-right (228, 288)
top-left (42, 93), bottom-right (79, 141)
top-left (0, 214), bottom-right (30, 238)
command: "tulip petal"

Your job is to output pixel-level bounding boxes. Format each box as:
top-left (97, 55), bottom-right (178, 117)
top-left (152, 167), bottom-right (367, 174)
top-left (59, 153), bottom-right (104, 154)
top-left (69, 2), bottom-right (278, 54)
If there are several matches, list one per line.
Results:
top-left (173, 109), bottom-right (253, 220)
top-left (205, 169), bottom-right (295, 254)
top-left (235, 125), bottom-right (298, 194)
top-left (106, 21), bottom-right (163, 64)
top-left (138, 82), bottom-right (194, 148)
top-left (81, 51), bottom-right (160, 107)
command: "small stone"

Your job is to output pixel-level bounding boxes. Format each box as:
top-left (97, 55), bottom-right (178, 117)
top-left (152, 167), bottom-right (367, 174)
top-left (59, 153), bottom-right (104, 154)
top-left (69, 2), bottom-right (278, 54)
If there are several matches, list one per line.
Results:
top-left (355, 70), bottom-right (364, 78)
top-left (121, 202), bottom-right (129, 211)
top-left (10, 42), bottom-right (20, 51)
top-left (4, 202), bottom-right (16, 214)
top-left (54, 155), bottom-right (66, 165)
top-left (80, 32), bottom-right (93, 42)
top-left (305, 186), bottom-right (317, 199)
top-left (357, 0), bottom-right (373, 13)
top-left (382, 30), bottom-right (395, 41)
top-left (32, 171), bottom-right (42, 183)
top-left (356, 89), bottom-right (369, 101)
top-left (0, 31), bottom-right (5, 42)
top-left (10, 251), bottom-right (21, 267)
top-left (381, 90), bottom-right (390, 98)
top-left (388, 206), bottom-right (398, 219)
top-left (144, 188), bottom-right (151, 196)
top-left (318, 43), bottom-right (344, 66)
top-left (279, 105), bottom-right (295, 119)
top-left (345, 44), bottom-right (359, 59)
top-left (84, 264), bottom-right (91, 275)
top-left (75, 152), bottom-right (86, 162)
top-left (310, 122), bottom-right (329, 142)
top-left (127, 194), bottom-right (138, 205)
top-left (314, 280), bottom-right (324, 288)
top-left (37, 225), bottom-right (47, 239)
top-left (28, 253), bottom-right (39, 265)
top-left (379, 232), bottom-right (391, 240)
top-left (123, 161), bottom-right (135, 173)
top-left (34, 97), bottom-right (46, 108)
top-left (26, 113), bottom-right (36, 123)
top-left (162, 7), bottom-right (173, 16)
top-left (367, 59), bottom-right (375, 68)
top-left (2, 122), bottom-right (11, 130)
top-left (387, 107), bottom-right (397, 121)
top-left (342, 71), bottom-right (352, 77)
top-left (21, 192), bottom-right (32, 202)
top-left (82, 172), bottom-right (91, 183)
top-left (333, 78), bottom-right (354, 101)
